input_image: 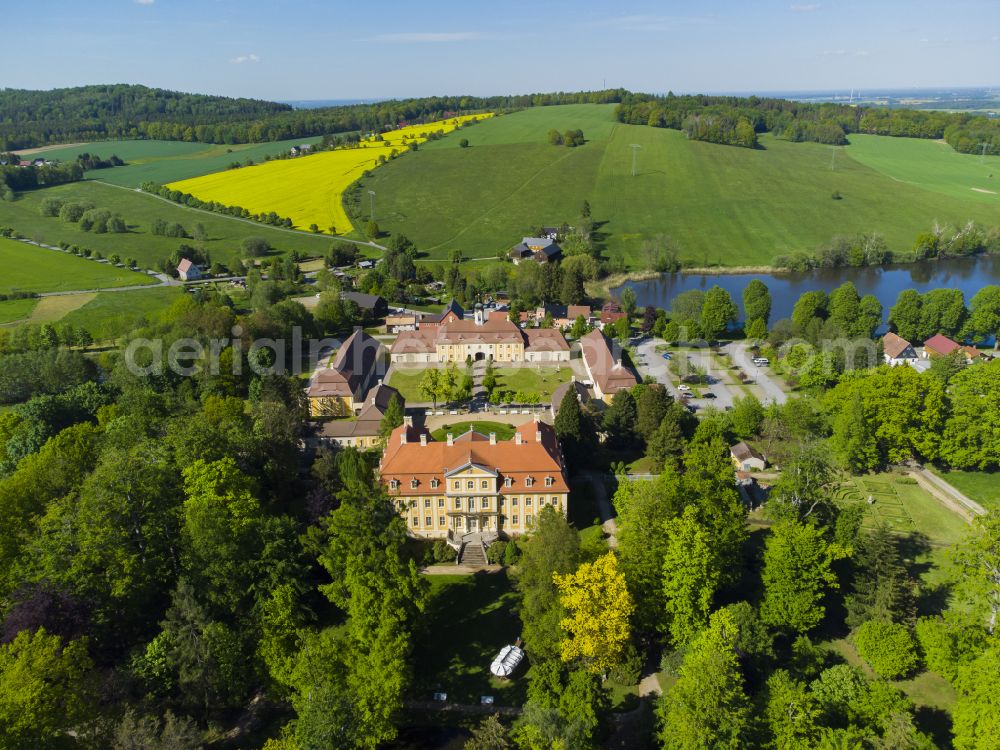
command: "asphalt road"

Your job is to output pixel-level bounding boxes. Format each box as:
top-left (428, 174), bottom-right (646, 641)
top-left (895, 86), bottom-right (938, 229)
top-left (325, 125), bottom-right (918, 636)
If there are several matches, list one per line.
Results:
top-left (725, 342), bottom-right (788, 405)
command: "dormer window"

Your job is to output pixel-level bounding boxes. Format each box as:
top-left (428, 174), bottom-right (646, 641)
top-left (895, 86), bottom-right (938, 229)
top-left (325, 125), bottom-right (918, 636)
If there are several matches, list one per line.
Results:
top-left (544, 476), bottom-right (554, 487)
top-left (389, 479), bottom-right (400, 491)
top-left (410, 479), bottom-right (419, 489)
top-left (504, 476), bottom-right (513, 488)
top-left (525, 476), bottom-right (534, 487)
top-left (431, 478), bottom-right (440, 489)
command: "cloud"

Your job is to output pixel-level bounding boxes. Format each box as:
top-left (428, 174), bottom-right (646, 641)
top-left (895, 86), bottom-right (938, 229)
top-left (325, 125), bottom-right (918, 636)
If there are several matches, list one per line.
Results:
top-left (360, 31), bottom-right (486, 43)
top-left (134, 0), bottom-right (155, 5)
top-left (231, 54), bottom-right (260, 64)
top-left (790, 3), bottom-right (821, 11)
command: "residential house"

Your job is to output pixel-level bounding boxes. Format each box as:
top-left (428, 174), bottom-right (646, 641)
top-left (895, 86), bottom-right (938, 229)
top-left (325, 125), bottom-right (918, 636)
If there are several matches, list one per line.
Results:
top-left (882, 332), bottom-right (918, 366)
top-left (580, 329), bottom-right (638, 401)
top-left (379, 418), bottom-right (569, 539)
top-left (730, 442), bottom-right (766, 472)
top-left (176, 258), bottom-right (202, 281)
top-left (391, 302), bottom-right (570, 364)
top-left (307, 329), bottom-right (383, 417)
top-left (510, 237), bottom-right (562, 265)
top-left (308, 382), bottom-right (402, 450)
top-left (341, 291), bottom-right (388, 319)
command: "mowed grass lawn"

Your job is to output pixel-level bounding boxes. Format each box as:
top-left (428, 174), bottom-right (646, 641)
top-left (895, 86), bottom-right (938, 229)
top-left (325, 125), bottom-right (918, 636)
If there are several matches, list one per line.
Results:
top-left (411, 573), bottom-right (527, 706)
top-left (932, 468), bottom-right (1000, 512)
top-left (0, 181), bottom-right (333, 269)
top-left (363, 104), bottom-right (1000, 267)
top-left (0, 238), bottom-right (155, 294)
top-left (494, 367), bottom-right (573, 398)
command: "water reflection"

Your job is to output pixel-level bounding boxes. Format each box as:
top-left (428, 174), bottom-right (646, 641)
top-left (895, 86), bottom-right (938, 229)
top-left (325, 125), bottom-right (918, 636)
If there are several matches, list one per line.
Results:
top-left (616, 255), bottom-right (1000, 323)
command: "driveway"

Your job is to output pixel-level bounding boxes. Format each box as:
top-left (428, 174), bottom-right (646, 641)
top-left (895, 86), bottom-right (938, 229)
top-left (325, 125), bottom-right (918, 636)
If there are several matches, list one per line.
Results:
top-left (725, 342), bottom-right (788, 405)
top-left (632, 337), bottom-right (738, 411)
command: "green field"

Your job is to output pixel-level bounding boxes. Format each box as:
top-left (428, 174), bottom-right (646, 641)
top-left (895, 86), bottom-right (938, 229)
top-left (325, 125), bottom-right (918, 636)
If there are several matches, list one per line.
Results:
top-left (0, 237), bottom-right (156, 294)
top-left (493, 367), bottom-right (574, 398)
top-left (22, 136), bottom-right (325, 188)
top-left (59, 286), bottom-right (184, 340)
top-left (360, 104), bottom-right (1000, 266)
top-left (0, 297), bottom-right (39, 324)
top-left (0, 181), bottom-right (335, 269)
top-left (847, 134), bottom-right (1000, 203)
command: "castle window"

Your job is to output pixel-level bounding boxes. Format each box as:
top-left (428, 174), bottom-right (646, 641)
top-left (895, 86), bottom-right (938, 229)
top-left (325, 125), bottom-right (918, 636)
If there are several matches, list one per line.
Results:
top-left (526, 497), bottom-right (533, 507)
top-left (424, 498), bottom-right (431, 508)
top-left (438, 498), bottom-right (445, 508)
top-left (438, 516), bottom-right (445, 526)
top-left (482, 498), bottom-right (490, 509)
top-left (512, 515), bottom-right (519, 525)
top-left (467, 480), bottom-right (475, 490)
top-left (425, 516), bottom-right (432, 526)
top-left (544, 476), bottom-right (553, 487)
top-left (390, 479), bottom-right (400, 490)
top-left (411, 517), bottom-right (419, 527)
top-left (526, 514), bottom-right (534, 527)
top-left (431, 478), bottom-right (440, 489)
top-left (481, 480), bottom-right (489, 489)
top-left (525, 477), bottom-right (534, 487)
top-left (504, 476), bottom-right (513, 488)
top-left (454, 480), bottom-right (460, 490)
top-left (411, 479), bottom-right (419, 489)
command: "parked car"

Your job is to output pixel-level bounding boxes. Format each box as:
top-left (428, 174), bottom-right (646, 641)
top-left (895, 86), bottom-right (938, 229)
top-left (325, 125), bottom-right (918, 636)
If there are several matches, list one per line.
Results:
top-left (703, 392), bottom-right (717, 399)
top-left (753, 357), bottom-right (770, 366)
top-left (677, 384), bottom-right (692, 392)
top-left (661, 352), bottom-right (672, 360)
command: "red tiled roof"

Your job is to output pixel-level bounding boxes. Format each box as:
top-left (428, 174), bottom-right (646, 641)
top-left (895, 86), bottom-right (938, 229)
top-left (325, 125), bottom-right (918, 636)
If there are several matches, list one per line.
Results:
top-left (379, 421), bottom-right (568, 495)
top-left (924, 334), bottom-right (960, 357)
top-left (882, 332), bottom-right (915, 359)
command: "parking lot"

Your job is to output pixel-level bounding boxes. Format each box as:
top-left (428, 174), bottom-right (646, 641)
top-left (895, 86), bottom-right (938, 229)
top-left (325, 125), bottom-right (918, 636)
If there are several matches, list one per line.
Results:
top-left (632, 337), bottom-right (789, 412)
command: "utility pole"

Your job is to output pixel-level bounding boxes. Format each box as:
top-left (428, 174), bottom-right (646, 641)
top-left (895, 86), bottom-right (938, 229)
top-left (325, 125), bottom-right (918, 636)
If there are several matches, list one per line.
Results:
top-left (630, 144), bottom-right (642, 177)
top-left (368, 190), bottom-right (376, 221)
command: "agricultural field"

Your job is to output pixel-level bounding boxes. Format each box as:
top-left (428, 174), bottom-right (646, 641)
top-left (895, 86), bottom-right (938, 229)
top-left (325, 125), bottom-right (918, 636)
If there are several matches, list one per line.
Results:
top-left (360, 104), bottom-right (1000, 266)
top-left (15, 136), bottom-right (326, 188)
top-left (846, 134), bottom-right (1000, 203)
top-left (166, 114), bottom-right (492, 236)
top-left (0, 181), bottom-right (335, 269)
top-left (0, 297), bottom-right (38, 324)
top-left (0, 237), bottom-right (156, 294)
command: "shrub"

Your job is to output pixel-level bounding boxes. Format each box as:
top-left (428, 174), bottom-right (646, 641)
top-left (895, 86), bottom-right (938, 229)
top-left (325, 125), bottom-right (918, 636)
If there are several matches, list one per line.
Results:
top-left (486, 540), bottom-right (506, 565)
top-left (432, 540), bottom-right (456, 563)
top-left (241, 236), bottom-right (271, 258)
top-left (39, 197), bottom-right (64, 216)
top-left (59, 202), bottom-right (87, 223)
top-left (503, 539), bottom-right (520, 566)
top-left (915, 615), bottom-right (986, 682)
top-left (854, 620), bottom-right (920, 678)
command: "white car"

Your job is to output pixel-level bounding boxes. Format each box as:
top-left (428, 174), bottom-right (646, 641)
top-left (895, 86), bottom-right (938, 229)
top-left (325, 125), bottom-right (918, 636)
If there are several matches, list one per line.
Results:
top-left (753, 357), bottom-right (770, 366)
top-left (677, 384), bottom-right (692, 392)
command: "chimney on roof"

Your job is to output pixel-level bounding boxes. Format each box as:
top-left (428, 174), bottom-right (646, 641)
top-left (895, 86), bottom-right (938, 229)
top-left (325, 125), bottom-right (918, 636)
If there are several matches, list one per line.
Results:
top-left (536, 429), bottom-right (542, 443)
top-left (489, 432), bottom-right (496, 445)
top-left (400, 430), bottom-right (407, 445)
top-left (404, 415), bottom-right (413, 427)
top-left (447, 433), bottom-right (454, 446)
top-left (515, 432), bottom-right (523, 445)
top-left (420, 433), bottom-right (428, 446)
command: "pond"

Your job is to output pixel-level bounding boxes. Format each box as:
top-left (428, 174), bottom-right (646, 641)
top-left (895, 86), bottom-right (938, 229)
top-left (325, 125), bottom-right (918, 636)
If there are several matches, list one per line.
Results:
top-left (614, 255), bottom-right (1000, 324)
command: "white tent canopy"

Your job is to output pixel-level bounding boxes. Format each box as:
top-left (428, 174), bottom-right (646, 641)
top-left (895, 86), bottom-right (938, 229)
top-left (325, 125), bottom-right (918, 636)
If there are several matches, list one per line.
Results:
top-left (490, 644), bottom-right (525, 678)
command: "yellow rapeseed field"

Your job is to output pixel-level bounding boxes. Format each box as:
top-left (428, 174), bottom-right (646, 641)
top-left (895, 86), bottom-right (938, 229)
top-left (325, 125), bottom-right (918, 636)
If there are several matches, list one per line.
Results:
top-left (166, 114), bottom-right (492, 235)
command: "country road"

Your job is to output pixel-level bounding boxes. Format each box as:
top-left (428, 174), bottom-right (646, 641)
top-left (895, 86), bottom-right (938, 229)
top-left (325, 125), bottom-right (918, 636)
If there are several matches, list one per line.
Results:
top-left (726, 341), bottom-right (788, 405)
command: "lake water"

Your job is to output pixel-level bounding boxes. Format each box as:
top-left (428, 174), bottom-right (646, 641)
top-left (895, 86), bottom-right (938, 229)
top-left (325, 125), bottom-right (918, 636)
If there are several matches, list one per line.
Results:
top-left (615, 255), bottom-right (1000, 323)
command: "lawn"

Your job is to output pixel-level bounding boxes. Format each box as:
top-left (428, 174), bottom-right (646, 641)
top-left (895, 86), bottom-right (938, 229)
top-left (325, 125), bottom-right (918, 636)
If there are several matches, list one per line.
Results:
top-left (387, 367), bottom-right (435, 403)
top-left (411, 572), bottom-right (527, 706)
top-left (0, 181), bottom-right (333, 269)
top-left (361, 104), bottom-right (1000, 267)
top-left (430, 421), bottom-right (516, 442)
top-left (835, 473), bottom-right (970, 546)
top-left (0, 297), bottom-right (38, 324)
top-left (58, 286), bottom-right (184, 340)
top-left (167, 115), bottom-right (491, 236)
top-left (931, 468), bottom-right (1000, 512)
top-left (28, 293), bottom-right (97, 323)
top-left (0, 238), bottom-right (155, 294)
top-left (494, 367), bottom-right (574, 399)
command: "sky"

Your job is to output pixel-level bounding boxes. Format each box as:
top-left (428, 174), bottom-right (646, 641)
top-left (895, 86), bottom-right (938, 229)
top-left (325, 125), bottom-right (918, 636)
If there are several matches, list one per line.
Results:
top-left (3, 0), bottom-right (998, 101)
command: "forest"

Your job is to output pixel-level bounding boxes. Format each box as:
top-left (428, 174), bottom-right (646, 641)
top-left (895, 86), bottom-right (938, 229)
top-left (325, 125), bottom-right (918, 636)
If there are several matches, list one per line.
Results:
top-left (0, 85), bottom-right (626, 150)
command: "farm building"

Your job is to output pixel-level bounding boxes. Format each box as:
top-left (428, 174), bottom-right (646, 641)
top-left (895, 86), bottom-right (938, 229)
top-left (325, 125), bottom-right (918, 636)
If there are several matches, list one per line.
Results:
top-left (306, 329), bottom-right (384, 417)
top-left (341, 291), bottom-right (388, 319)
top-left (306, 382), bottom-right (401, 450)
top-left (510, 237), bottom-right (562, 265)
